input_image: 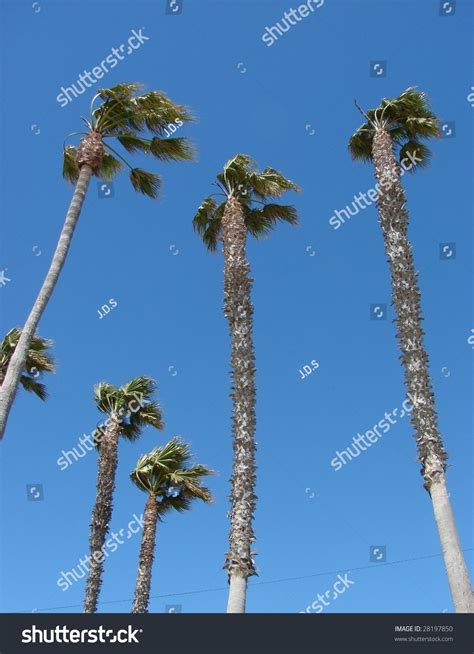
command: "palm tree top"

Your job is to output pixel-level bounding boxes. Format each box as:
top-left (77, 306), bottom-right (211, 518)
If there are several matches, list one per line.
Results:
top-left (348, 87), bottom-right (441, 169)
top-left (94, 375), bottom-right (163, 441)
top-left (0, 328), bottom-right (55, 401)
top-left (131, 437), bottom-right (213, 514)
top-left (63, 82), bottom-right (195, 198)
top-left (193, 153), bottom-right (300, 251)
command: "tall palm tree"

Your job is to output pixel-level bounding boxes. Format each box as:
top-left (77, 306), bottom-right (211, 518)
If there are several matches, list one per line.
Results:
top-left (0, 328), bottom-right (55, 401)
top-left (349, 87), bottom-right (473, 613)
top-left (84, 376), bottom-right (164, 613)
top-left (130, 437), bottom-right (213, 613)
top-left (193, 154), bottom-right (300, 612)
top-left (0, 83), bottom-right (194, 440)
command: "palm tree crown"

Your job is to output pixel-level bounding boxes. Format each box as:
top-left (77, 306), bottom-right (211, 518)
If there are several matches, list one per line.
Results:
top-left (63, 82), bottom-right (195, 198)
top-left (94, 376), bottom-right (163, 442)
top-left (192, 154), bottom-right (300, 250)
top-left (0, 328), bottom-right (55, 400)
top-left (348, 87), bottom-right (440, 168)
top-left (131, 437), bottom-right (213, 512)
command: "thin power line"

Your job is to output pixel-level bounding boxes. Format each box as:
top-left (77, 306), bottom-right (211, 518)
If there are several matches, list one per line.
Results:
top-left (25, 547), bottom-right (473, 613)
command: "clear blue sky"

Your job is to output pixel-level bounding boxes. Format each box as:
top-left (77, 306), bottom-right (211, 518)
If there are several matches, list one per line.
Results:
top-left (0, 0), bottom-right (472, 614)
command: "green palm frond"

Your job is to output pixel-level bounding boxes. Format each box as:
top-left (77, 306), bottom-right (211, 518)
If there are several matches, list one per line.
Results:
top-left (388, 118), bottom-right (440, 145)
top-left (104, 92), bottom-right (191, 136)
top-left (202, 204), bottom-right (225, 251)
top-left (120, 375), bottom-right (156, 401)
top-left (94, 381), bottom-right (121, 415)
top-left (159, 494), bottom-right (192, 514)
top-left (349, 88), bottom-right (440, 167)
top-left (248, 203), bottom-right (298, 226)
top-left (218, 154), bottom-right (256, 192)
top-left (193, 197), bottom-right (218, 234)
top-left (19, 375), bottom-right (48, 401)
top-left (192, 197), bottom-right (225, 252)
top-left (94, 104), bottom-right (131, 134)
top-left (116, 133), bottom-right (151, 153)
top-left (23, 334), bottom-right (55, 371)
top-left (1, 329), bottom-right (54, 399)
top-left (248, 168), bottom-right (300, 199)
top-left (399, 140), bottom-right (433, 170)
top-left (243, 204), bottom-right (298, 239)
top-left (63, 146), bottom-right (80, 184)
top-left (195, 155), bottom-right (300, 250)
top-left (378, 88), bottom-right (434, 123)
top-left (25, 351), bottom-right (55, 375)
top-left (168, 466), bottom-right (213, 502)
top-left (94, 376), bottom-right (163, 442)
top-left (130, 441), bottom-right (185, 495)
top-left (348, 129), bottom-right (374, 162)
top-left (94, 84), bottom-right (145, 133)
top-left (150, 437), bottom-right (192, 471)
top-left (129, 92), bottom-right (193, 134)
top-left (98, 83), bottom-right (143, 102)
top-left (133, 400), bottom-right (164, 428)
top-left (131, 452), bottom-right (156, 492)
top-left (130, 168), bottom-right (162, 198)
top-left (403, 116), bottom-right (440, 139)
top-left (97, 153), bottom-right (123, 180)
top-left (150, 137), bottom-right (195, 161)
top-left (122, 401), bottom-right (164, 440)
top-left (243, 210), bottom-right (272, 239)
top-left (130, 438), bottom-right (214, 510)
top-left (66, 83), bottom-right (194, 197)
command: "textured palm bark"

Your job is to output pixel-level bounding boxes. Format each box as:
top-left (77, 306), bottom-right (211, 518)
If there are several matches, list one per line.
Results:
top-left (372, 128), bottom-right (473, 613)
top-left (0, 132), bottom-right (103, 439)
top-left (77, 132), bottom-right (104, 170)
top-left (84, 415), bottom-right (120, 613)
top-left (221, 197), bottom-right (257, 614)
top-left (132, 495), bottom-right (159, 613)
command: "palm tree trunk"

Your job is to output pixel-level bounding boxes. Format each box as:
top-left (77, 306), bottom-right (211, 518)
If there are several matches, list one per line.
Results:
top-left (132, 495), bottom-right (159, 613)
top-left (221, 196), bottom-right (257, 614)
top-left (0, 164), bottom-right (93, 439)
top-left (227, 573), bottom-right (248, 613)
top-left (430, 475), bottom-right (474, 611)
top-left (84, 415), bottom-right (120, 613)
top-left (372, 128), bottom-right (474, 613)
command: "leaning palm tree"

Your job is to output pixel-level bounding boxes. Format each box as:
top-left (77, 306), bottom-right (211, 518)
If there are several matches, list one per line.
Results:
top-left (130, 437), bottom-right (213, 613)
top-left (0, 83), bottom-right (194, 439)
top-left (0, 328), bottom-right (55, 401)
top-left (193, 154), bottom-right (300, 612)
top-left (84, 376), bottom-right (164, 613)
top-left (349, 87), bottom-right (473, 613)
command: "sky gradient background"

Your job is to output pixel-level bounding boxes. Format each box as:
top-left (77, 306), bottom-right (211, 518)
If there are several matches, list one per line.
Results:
top-left (0, 0), bottom-right (472, 614)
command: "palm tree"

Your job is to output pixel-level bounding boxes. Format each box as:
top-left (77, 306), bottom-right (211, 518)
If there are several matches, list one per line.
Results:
top-left (349, 87), bottom-right (473, 613)
top-left (193, 154), bottom-right (300, 612)
top-left (0, 83), bottom-right (194, 440)
top-left (84, 376), bottom-right (164, 613)
top-left (0, 328), bottom-right (55, 401)
top-left (130, 437), bottom-right (213, 613)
